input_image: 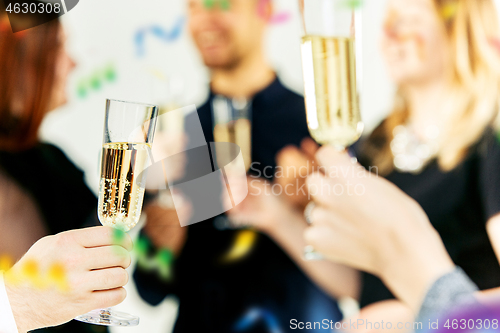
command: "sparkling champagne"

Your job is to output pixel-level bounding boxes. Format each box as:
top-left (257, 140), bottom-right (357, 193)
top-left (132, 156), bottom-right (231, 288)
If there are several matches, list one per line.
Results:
top-left (98, 143), bottom-right (151, 231)
top-left (300, 35), bottom-right (363, 148)
top-left (213, 119), bottom-right (252, 171)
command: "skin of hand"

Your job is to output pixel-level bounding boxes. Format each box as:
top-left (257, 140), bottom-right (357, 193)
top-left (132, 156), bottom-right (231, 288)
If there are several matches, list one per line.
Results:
top-left (227, 176), bottom-right (360, 300)
top-left (143, 203), bottom-right (189, 255)
top-left (226, 176), bottom-right (297, 233)
top-left (303, 146), bottom-right (455, 313)
top-left (4, 226), bottom-right (133, 333)
top-left (275, 138), bottom-right (320, 210)
top-left (227, 137), bottom-right (319, 231)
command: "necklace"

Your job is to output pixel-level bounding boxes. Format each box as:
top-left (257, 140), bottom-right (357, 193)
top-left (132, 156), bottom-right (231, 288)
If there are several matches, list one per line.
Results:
top-left (390, 124), bottom-right (440, 174)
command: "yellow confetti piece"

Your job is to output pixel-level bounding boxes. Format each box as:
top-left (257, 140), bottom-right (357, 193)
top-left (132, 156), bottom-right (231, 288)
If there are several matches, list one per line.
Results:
top-left (441, 2), bottom-right (458, 21)
top-left (0, 255), bottom-right (13, 271)
top-left (22, 259), bottom-right (39, 279)
top-left (1, 255), bottom-right (71, 292)
top-left (22, 259), bottom-right (46, 289)
top-left (222, 230), bottom-right (258, 263)
top-left (47, 263), bottom-right (69, 292)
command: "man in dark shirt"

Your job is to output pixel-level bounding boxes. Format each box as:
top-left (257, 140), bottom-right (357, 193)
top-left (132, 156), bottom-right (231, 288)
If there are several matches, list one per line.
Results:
top-left (134, 1), bottom-right (349, 331)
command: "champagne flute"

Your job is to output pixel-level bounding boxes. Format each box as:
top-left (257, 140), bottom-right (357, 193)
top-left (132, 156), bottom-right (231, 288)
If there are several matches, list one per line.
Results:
top-left (75, 99), bottom-right (158, 326)
top-left (212, 96), bottom-right (252, 172)
top-left (298, 0), bottom-right (363, 259)
top-left (212, 96), bottom-right (256, 261)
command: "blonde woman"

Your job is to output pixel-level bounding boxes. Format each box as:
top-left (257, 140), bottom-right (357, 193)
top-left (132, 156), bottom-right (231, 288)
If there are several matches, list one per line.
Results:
top-left (226, 0), bottom-right (500, 325)
top-left (354, 0), bottom-right (500, 311)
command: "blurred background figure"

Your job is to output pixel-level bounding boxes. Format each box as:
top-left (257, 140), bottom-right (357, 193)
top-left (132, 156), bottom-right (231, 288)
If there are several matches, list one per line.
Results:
top-left (134, 0), bottom-right (358, 332)
top-left (352, 0), bottom-right (500, 325)
top-left (0, 7), bottom-right (109, 333)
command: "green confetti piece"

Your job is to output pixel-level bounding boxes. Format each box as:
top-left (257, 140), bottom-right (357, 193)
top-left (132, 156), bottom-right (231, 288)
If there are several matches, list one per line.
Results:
top-left (137, 255), bottom-right (154, 270)
top-left (90, 71), bottom-right (102, 90)
top-left (340, 0), bottom-right (364, 9)
top-left (104, 64), bottom-right (117, 82)
top-left (135, 237), bottom-right (150, 256)
top-left (76, 80), bottom-right (88, 99)
top-left (112, 228), bottom-right (126, 243)
top-left (158, 265), bottom-right (172, 281)
top-left (220, 0), bottom-right (230, 11)
top-left (155, 257), bottom-right (172, 281)
top-left (156, 248), bottom-right (174, 265)
top-left (204, 0), bottom-right (215, 9)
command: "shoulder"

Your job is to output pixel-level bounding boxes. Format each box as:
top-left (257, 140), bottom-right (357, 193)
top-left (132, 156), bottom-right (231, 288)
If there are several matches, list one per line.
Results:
top-left (275, 82), bottom-right (305, 107)
top-left (38, 142), bottom-right (70, 160)
top-left (474, 128), bottom-right (500, 177)
top-left (480, 128), bottom-right (500, 152)
top-left (38, 143), bottom-right (84, 174)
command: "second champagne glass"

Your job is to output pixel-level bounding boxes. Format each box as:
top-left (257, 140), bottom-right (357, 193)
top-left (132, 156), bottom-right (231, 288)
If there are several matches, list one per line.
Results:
top-left (299, 0), bottom-right (363, 259)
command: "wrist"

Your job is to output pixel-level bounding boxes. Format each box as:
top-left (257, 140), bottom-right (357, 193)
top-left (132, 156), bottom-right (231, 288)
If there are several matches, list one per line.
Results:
top-left (264, 205), bottom-right (303, 238)
top-left (5, 280), bottom-right (36, 333)
top-left (381, 230), bottom-right (455, 312)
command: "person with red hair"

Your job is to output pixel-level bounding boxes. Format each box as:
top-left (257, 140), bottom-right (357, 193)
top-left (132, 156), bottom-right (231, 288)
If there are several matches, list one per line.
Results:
top-left (0, 5), bottom-right (115, 333)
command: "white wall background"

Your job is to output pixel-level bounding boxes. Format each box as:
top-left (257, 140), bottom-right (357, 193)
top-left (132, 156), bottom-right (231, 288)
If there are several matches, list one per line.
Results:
top-left (39, 0), bottom-right (397, 194)
top-left (36, 0), bottom-right (500, 332)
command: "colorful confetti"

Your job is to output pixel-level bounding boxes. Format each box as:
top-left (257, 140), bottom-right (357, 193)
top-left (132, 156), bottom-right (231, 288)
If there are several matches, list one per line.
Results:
top-left (1, 257), bottom-right (69, 292)
top-left (203, 0), bottom-right (230, 10)
top-left (222, 230), bottom-right (258, 263)
top-left (47, 263), bottom-right (69, 292)
top-left (76, 62), bottom-right (117, 99)
top-left (113, 228), bottom-right (126, 242)
top-left (258, 0), bottom-right (292, 24)
top-left (234, 307), bottom-right (282, 333)
top-left (440, 1), bottom-right (458, 21)
top-left (0, 255), bottom-right (13, 272)
top-left (340, 0), bottom-right (365, 9)
top-left (114, 232), bottom-right (175, 282)
top-left (134, 17), bottom-right (185, 57)
top-left (490, 38), bottom-right (500, 54)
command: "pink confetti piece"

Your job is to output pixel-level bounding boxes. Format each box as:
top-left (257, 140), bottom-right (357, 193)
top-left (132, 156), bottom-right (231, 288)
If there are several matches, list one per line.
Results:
top-left (270, 11), bottom-right (291, 24)
top-left (258, 0), bottom-right (291, 25)
top-left (489, 38), bottom-right (500, 53)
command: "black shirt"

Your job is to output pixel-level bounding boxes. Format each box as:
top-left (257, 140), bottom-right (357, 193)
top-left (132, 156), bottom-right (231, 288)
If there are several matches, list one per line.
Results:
top-left (0, 143), bottom-right (106, 333)
top-left (354, 124), bottom-right (500, 306)
top-left (134, 78), bottom-right (342, 332)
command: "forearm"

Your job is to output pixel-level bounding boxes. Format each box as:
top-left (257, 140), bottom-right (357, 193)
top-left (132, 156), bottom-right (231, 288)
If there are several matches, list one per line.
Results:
top-left (1, 272), bottom-right (22, 333)
top-left (380, 228), bottom-right (456, 313)
top-left (265, 210), bottom-right (360, 300)
top-left (4, 277), bottom-right (42, 333)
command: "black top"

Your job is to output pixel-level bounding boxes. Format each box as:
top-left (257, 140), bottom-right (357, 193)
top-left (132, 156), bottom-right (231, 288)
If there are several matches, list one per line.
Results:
top-left (134, 78), bottom-right (342, 332)
top-left (0, 143), bottom-right (97, 234)
top-left (0, 143), bottom-right (105, 333)
top-left (353, 123), bottom-right (500, 307)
